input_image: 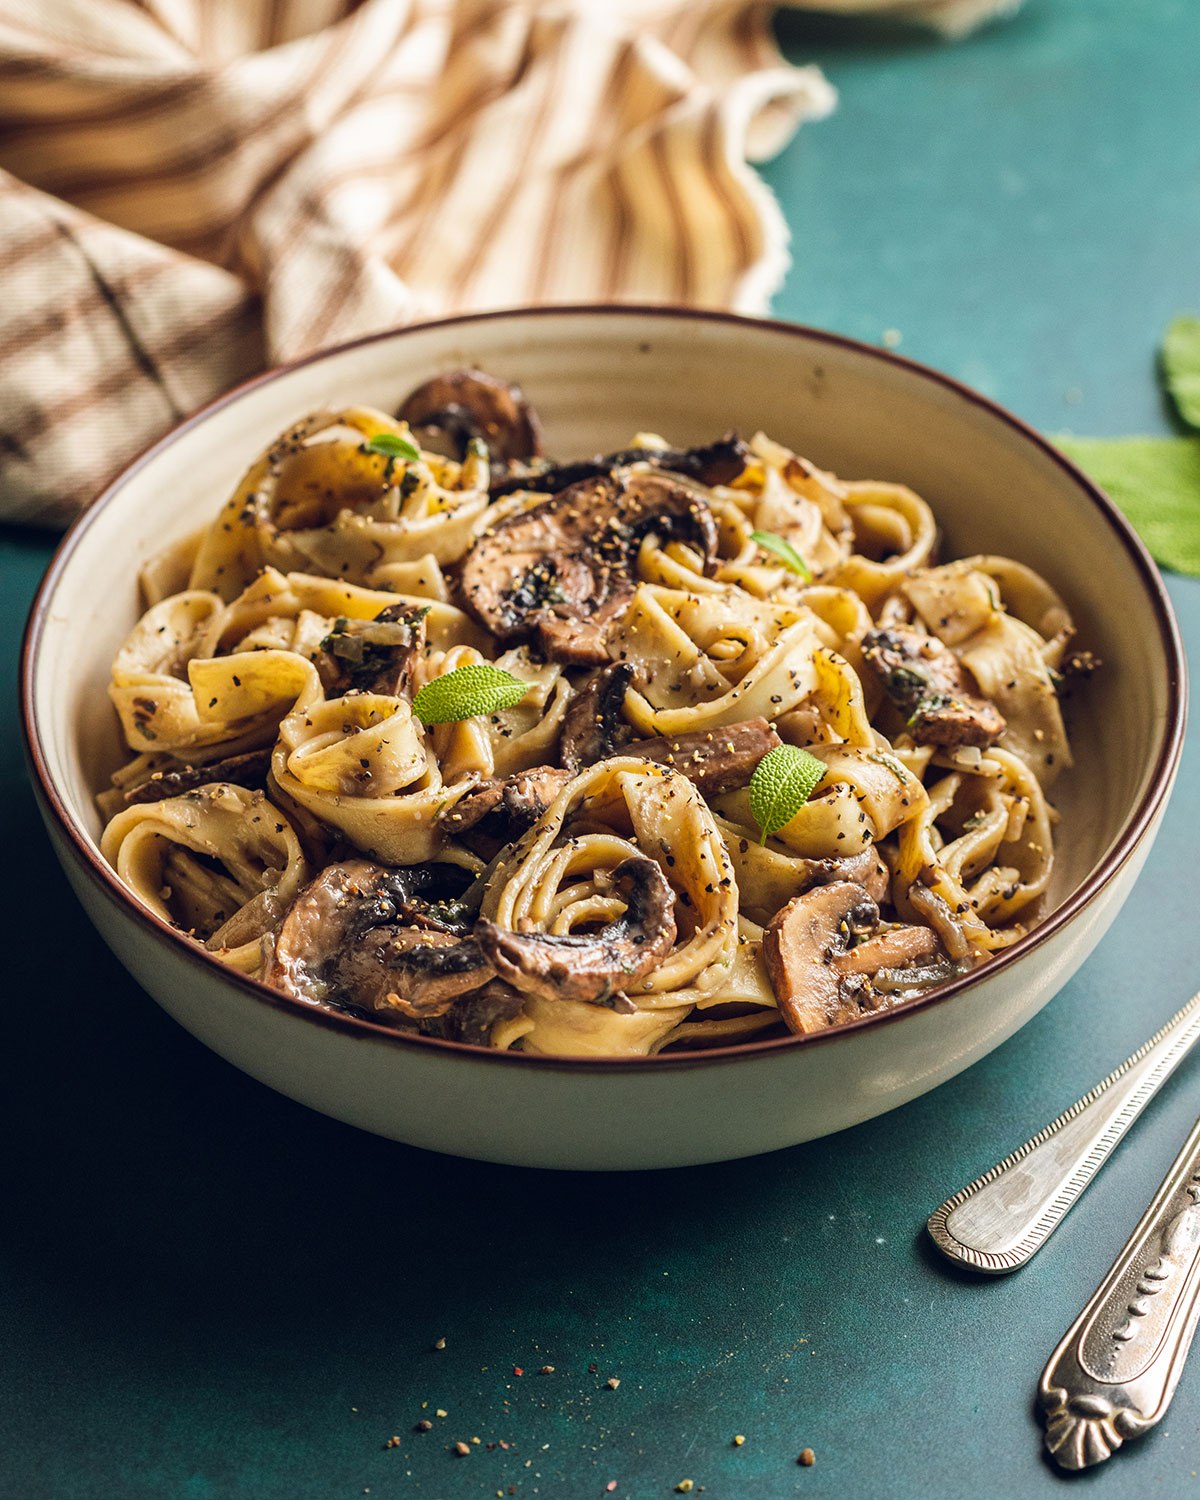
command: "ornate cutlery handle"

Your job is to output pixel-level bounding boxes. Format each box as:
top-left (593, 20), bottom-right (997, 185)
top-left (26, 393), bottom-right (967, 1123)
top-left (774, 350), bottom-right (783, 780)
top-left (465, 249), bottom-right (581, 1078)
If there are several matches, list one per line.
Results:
top-left (1038, 1110), bottom-right (1200, 1468)
top-left (928, 989), bottom-right (1200, 1273)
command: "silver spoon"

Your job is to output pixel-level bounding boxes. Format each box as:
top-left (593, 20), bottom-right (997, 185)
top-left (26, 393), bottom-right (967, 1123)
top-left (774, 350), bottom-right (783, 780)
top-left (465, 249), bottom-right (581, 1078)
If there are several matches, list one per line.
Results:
top-left (1037, 1102), bottom-right (1200, 1468)
top-left (927, 987), bottom-right (1200, 1274)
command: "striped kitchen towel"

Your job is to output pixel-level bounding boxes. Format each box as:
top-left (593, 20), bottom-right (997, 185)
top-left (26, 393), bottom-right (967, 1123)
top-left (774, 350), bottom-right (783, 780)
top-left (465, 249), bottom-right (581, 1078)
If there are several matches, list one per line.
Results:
top-left (0, 0), bottom-right (1018, 527)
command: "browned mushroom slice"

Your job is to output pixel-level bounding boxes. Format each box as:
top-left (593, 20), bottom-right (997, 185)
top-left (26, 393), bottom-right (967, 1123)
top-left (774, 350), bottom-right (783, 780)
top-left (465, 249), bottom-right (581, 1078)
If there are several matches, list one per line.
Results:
top-left (443, 766), bottom-right (574, 860)
top-left (793, 847), bottom-right (891, 906)
top-left (266, 858), bottom-right (481, 1008)
top-left (559, 662), bottom-right (635, 771)
top-left (318, 602), bottom-right (428, 697)
top-left (531, 613), bottom-right (614, 668)
top-left (861, 625), bottom-right (1005, 749)
top-left (829, 923), bottom-right (940, 978)
top-left (475, 856), bottom-right (676, 1006)
top-left (622, 718), bottom-right (780, 795)
top-left (458, 470), bottom-right (718, 663)
top-left (488, 434), bottom-right (750, 497)
top-left (373, 934), bottom-right (497, 1019)
top-left (123, 749), bottom-right (272, 806)
top-left (763, 881), bottom-right (951, 1034)
top-left (337, 927), bottom-right (473, 1016)
top-left (763, 882), bottom-right (878, 1033)
top-left (442, 979), bottom-right (528, 1045)
top-left (397, 368), bottom-right (542, 463)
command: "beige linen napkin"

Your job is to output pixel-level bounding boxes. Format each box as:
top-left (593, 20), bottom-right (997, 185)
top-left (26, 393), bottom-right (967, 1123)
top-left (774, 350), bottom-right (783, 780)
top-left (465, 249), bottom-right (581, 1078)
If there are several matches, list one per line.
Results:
top-left (0, 0), bottom-right (1017, 527)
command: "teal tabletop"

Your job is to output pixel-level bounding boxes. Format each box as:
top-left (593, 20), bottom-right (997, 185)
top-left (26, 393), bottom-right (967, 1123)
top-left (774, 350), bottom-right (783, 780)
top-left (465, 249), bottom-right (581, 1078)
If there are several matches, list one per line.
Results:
top-left (5, 1), bottom-right (1200, 1496)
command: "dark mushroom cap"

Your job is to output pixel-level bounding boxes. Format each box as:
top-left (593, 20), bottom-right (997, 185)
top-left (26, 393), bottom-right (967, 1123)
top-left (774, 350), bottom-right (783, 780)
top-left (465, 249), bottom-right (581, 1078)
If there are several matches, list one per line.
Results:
top-left (861, 625), bottom-right (1005, 749)
top-left (559, 662), bottom-right (636, 772)
top-left (122, 749), bottom-right (271, 805)
top-left (458, 470), bottom-right (718, 659)
top-left (443, 766), bottom-right (573, 860)
top-left (475, 855), bottom-right (677, 1006)
top-left (763, 880), bottom-right (949, 1034)
top-left (267, 859), bottom-right (480, 1011)
top-left (620, 718), bottom-right (780, 795)
top-left (488, 434), bottom-right (750, 497)
top-left (397, 368), bottom-right (542, 463)
top-left (793, 847), bottom-right (891, 906)
top-left (762, 881), bottom-right (880, 1034)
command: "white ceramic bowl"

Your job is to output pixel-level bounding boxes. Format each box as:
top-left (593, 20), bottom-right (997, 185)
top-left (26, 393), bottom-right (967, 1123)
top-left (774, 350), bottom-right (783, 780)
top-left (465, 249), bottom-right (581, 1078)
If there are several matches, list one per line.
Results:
top-left (22, 307), bottom-right (1186, 1170)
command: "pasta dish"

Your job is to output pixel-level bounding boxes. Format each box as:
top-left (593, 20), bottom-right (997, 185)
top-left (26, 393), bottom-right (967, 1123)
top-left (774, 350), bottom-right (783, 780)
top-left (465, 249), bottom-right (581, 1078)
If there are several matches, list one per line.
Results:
top-left (98, 369), bottom-right (1086, 1057)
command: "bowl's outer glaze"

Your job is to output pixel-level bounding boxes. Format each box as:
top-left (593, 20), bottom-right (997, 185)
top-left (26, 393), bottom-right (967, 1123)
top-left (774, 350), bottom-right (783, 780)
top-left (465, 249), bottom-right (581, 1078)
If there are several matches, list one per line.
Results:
top-left (24, 308), bottom-right (1186, 1169)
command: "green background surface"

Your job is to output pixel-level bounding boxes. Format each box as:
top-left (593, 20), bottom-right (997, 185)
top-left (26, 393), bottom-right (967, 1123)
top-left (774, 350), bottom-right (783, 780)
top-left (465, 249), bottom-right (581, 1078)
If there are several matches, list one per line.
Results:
top-left (4, 1), bottom-right (1200, 1496)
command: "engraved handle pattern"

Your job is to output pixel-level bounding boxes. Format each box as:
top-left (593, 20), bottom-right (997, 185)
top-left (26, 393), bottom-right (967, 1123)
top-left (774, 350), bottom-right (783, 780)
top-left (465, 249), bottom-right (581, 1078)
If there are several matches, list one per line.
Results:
top-left (928, 990), bottom-right (1200, 1273)
top-left (1038, 1112), bottom-right (1200, 1469)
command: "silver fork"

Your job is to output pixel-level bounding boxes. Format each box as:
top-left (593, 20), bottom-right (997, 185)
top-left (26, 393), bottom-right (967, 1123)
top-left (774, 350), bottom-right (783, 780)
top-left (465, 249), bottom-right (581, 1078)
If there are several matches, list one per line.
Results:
top-left (928, 987), bottom-right (1200, 1274)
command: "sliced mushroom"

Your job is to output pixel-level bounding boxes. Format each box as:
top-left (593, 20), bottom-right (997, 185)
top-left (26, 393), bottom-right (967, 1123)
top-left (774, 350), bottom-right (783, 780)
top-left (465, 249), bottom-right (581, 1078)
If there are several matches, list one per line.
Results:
top-left (373, 934), bottom-right (497, 1019)
top-left (861, 625), bottom-right (1005, 749)
top-left (621, 718), bottom-right (780, 795)
top-left (458, 470), bottom-right (718, 664)
top-left (794, 847), bottom-right (891, 906)
top-left (441, 979), bottom-right (528, 1046)
top-left (397, 368), bottom-right (541, 463)
top-left (475, 856), bottom-right (676, 1006)
top-left (531, 613), bottom-right (612, 667)
top-left (829, 923), bottom-right (940, 977)
top-left (266, 859), bottom-right (482, 1011)
top-left (443, 766), bottom-right (574, 860)
top-left (318, 602), bottom-right (428, 697)
top-left (559, 662), bottom-right (635, 771)
top-left (123, 749), bottom-right (271, 805)
top-left (906, 880), bottom-right (971, 960)
top-left (763, 881), bottom-right (948, 1034)
top-left (489, 434), bottom-right (749, 497)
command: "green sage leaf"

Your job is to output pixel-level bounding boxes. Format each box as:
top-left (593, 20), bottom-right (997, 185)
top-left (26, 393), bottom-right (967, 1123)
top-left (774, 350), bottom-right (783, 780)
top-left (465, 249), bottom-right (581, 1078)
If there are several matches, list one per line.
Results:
top-left (411, 664), bottom-right (530, 726)
top-left (362, 431), bottom-right (422, 464)
top-left (750, 530), bottom-right (812, 582)
top-left (748, 744), bottom-right (826, 845)
top-left (1163, 314), bottom-right (1200, 430)
top-left (1055, 432), bottom-right (1200, 577)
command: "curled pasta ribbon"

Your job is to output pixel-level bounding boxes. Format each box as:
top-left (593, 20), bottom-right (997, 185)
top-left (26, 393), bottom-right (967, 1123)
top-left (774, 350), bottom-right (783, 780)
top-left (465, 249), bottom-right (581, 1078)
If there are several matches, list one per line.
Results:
top-left (715, 743), bottom-right (928, 861)
top-left (481, 759), bottom-right (740, 1003)
top-left (635, 495), bottom-right (752, 597)
top-left (413, 645), bottom-right (495, 784)
top-left (200, 567), bottom-right (487, 658)
top-left (412, 644), bottom-right (573, 784)
top-left (614, 584), bottom-right (823, 736)
top-left (744, 432), bottom-right (854, 578)
top-left (635, 436), bottom-right (858, 600)
top-left (271, 693), bottom-right (476, 867)
top-left (189, 407), bottom-right (490, 601)
top-left (904, 560), bottom-right (1072, 787)
top-left (100, 784), bottom-right (309, 972)
top-left (960, 555), bottom-right (1074, 665)
top-left (830, 481), bottom-right (938, 610)
top-left (280, 693), bottom-right (427, 795)
top-left (937, 747), bottom-right (1054, 924)
top-left (790, 586), bottom-right (875, 674)
top-left (501, 996), bottom-right (694, 1058)
top-left (654, 918), bottom-right (780, 1049)
top-left (110, 590), bottom-right (225, 750)
top-left (139, 526), bottom-right (207, 607)
top-left (892, 749), bottom-right (1052, 955)
top-left (112, 600), bottom-right (323, 756)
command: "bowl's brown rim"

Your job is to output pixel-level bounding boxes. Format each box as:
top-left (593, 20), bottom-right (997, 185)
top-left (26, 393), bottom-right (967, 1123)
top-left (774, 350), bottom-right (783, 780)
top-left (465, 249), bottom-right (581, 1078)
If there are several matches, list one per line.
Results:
top-left (20, 303), bottom-right (1188, 1075)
